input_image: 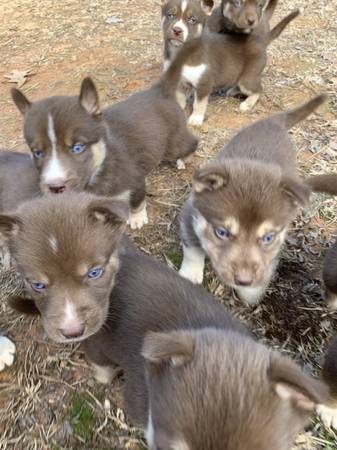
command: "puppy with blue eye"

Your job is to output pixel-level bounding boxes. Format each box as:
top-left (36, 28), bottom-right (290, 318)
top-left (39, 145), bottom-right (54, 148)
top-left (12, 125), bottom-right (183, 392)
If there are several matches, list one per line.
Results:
top-left (179, 95), bottom-right (326, 304)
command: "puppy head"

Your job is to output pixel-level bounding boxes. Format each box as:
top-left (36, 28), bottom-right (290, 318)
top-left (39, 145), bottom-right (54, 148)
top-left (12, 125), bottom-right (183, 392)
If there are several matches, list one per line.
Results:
top-left (0, 193), bottom-right (127, 343)
top-left (143, 328), bottom-right (327, 450)
top-left (222, 0), bottom-right (268, 31)
top-left (11, 78), bottom-right (106, 195)
top-left (192, 160), bottom-right (310, 290)
top-left (161, 0), bottom-right (214, 47)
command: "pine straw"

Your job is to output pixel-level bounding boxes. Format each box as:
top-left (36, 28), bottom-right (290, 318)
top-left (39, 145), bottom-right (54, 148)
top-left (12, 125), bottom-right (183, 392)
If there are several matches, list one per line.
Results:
top-left (0, 0), bottom-right (337, 448)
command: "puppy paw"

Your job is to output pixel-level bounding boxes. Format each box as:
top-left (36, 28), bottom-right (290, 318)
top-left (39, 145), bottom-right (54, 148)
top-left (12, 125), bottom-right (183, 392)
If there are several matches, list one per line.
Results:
top-left (179, 266), bottom-right (204, 284)
top-left (176, 159), bottom-right (186, 170)
top-left (239, 93), bottom-right (260, 112)
top-left (127, 204), bottom-right (148, 230)
top-left (188, 114), bottom-right (204, 126)
top-left (0, 336), bottom-right (16, 371)
top-left (316, 404), bottom-right (337, 429)
top-left (91, 363), bottom-right (114, 384)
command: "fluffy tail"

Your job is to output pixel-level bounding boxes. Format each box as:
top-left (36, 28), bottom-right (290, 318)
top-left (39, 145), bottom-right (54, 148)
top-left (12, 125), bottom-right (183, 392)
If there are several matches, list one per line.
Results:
top-left (158, 38), bottom-right (202, 95)
top-left (264, 0), bottom-right (279, 22)
top-left (305, 174), bottom-right (337, 195)
top-left (274, 94), bottom-right (327, 129)
top-left (267, 9), bottom-right (300, 43)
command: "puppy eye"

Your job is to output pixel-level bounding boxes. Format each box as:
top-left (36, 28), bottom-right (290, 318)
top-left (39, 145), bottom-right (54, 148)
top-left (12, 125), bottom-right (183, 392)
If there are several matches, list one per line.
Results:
top-left (31, 281), bottom-right (46, 291)
top-left (232, 0), bottom-right (241, 7)
top-left (32, 149), bottom-right (45, 159)
top-left (87, 267), bottom-right (104, 280)
top-left (261, 233), bottom-right (275, 244)
top-left (214, 226), bottom-right (231, 240)
top-left (187, 16), bottom-right (197, 24)
top-left (167, 12), bottom-right (176, 19)
top-left (70, 143), bottom-right (85, 154)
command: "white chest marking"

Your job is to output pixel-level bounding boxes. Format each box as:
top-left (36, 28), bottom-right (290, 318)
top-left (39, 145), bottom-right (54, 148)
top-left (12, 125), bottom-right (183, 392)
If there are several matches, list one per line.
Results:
top-left (182, 64), bottom-right (207, 87)
top-left (42, 114), bottom-right (67, 184)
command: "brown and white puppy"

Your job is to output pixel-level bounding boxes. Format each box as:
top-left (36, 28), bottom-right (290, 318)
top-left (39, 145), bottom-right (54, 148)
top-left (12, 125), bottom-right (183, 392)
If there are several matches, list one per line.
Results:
top-left (11, 71), bottom-right (198, 229)
top-left (207, 0), bottom-right (278, 36)
top-left (179, 95), bottom-right (326, 304)
top-left (161, 0), bottom-right (214, 70)
top-left (316, 334), bottom-right (337, 429)
top-left (173, 9), bottom-right (299, 125)
top-left (0, 193), bottom-right (328, 449)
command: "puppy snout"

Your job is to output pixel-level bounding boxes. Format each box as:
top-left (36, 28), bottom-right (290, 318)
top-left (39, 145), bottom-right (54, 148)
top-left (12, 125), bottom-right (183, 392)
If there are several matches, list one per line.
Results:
top-left (60, 323), bottom-right (85, 339)
top-left (234, 270), bottom-right (253, 286)
top-left (246, 16), bottom-right (256, 26)
top-left (48, 179), bottom-right (66, 194)
top-left (173, 26), bottom-right (183, 37)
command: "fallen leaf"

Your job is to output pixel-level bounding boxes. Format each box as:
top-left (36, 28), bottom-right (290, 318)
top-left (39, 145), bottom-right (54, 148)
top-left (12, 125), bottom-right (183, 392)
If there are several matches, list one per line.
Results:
top-left (4, 69), bottom-right (33, 87)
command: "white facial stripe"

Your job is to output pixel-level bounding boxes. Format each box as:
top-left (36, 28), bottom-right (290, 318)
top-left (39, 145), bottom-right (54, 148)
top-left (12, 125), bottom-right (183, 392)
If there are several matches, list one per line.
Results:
top-left (64, 301), bottom-right (78, 324)
top-left (48, 235), bottom-right (58, 255)
top-left (175, 18), bottom-right (189, 41)
top-left (42, 114), bottom-right (67, 184)
top-left (181, 0), bottom-right (188, 12)
top-left (182, 64), bottom-right (207, 87)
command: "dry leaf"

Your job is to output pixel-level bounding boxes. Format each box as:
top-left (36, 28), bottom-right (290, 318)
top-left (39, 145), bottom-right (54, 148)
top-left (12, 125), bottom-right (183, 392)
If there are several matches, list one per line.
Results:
top-left (4, 69), bottom-right (33, 88)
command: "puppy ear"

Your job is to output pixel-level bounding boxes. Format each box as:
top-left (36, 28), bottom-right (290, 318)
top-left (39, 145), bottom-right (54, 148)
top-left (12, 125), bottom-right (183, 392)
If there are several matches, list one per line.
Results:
top-left (193, 166), bottom-right (228, 193)
top-left (79, 77), bottom-right (101, 116)
top-left (11, 88), bottom-right (32, 115)
top-left (280, 176), bottom-right (311, 207)
top-left (88, 197), bottom-right (128, 229)
top-left (269, 355), bottom-right (329, 412)
top-left (201, 0), bottom-right (214, 15)
top-left (0, 214), bottom-right (23, 241)
top-left (142, 330), bottom-right (195, 368)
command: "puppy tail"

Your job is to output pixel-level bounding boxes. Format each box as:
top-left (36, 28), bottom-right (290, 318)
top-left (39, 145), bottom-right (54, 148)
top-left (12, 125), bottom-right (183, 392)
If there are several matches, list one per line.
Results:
top-left (267, 9), bottom-right (300, 43)
top-left (280, 94), bottom-right (327, 129)
top-left (264, 0), bottom-right (279, 22)
top-left (158, 38), bottom-right (202, 95)
top-left (305, 174), bottom-right (337, 196)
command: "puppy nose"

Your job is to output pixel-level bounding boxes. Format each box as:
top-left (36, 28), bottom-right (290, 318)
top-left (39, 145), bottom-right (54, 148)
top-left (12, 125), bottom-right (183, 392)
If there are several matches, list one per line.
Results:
top-left (48, 180), bottom-right (66, 194)
top-left (234, 271), bottom-right (253, 286)
top-left (247, 17), bottom-right (256, 26)
top-left (173, 26), bottom-right (183, 36)
top-left (60, 323), bottom-right (85, 339)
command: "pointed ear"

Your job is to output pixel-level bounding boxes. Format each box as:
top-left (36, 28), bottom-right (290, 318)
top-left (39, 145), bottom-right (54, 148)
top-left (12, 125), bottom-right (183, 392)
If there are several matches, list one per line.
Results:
top-left (79, 77), bottom-right (101, 116)
top-left (142, 331), bottom-right (195, 368)
top-left (0, 214), bottom-right (23, 241)
top-left (269, 355), bottom-right (329, 412)
top-left (193, 166), bottom-right (228, 193)
top-left (280, 176), bottom-right (311, 207)
top-left (11, 88), bottom-right (32, 115)
top-left (201, 0), bottom-right (214, 15)
top-left (88, 197), bottom-right (128, 229)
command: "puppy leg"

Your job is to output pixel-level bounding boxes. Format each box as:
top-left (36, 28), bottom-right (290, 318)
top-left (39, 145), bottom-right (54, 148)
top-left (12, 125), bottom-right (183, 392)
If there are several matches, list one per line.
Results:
top-left (175, 131), bottom-right (198, 170)
top-left (238, 56), bottom-right (265, 111)
top-left (90, 362), bottom-right (115, 384)
top-left (128, 181), bottom-right (148, 230)
top-left (188, 94), bottom-right (209, 126)
top-left (179, 244), bottom-right (206, 284)
top-left (0, 336), bottom-right (16, 371)
top-left (176, 89), bottom-right (187, 110)
top-left (84, 338), bottom-right (115, 384)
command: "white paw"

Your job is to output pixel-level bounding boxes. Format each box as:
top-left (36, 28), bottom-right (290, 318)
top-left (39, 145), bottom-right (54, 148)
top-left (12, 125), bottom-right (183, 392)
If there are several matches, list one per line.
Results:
top-left (188, 114), bottom-right (204, 126)
top-left (127, 204), bottom-right (148, 230)
top-left (316, 404), bottom-right (337, 429)
top-left (179, 265), bottom-right (204, 284)
top-left (0, 336), bottom-right (16, 371)
top-left (176, 159), bottom-right (186, 170)
top-left (91, 363), bottom-right (114, 384)
top-left (239, 94), bottom-right (259, 112)
top-left (235, 285), bottom-right (266, 305)
top-left (179, 245), bottom-right (205, 284)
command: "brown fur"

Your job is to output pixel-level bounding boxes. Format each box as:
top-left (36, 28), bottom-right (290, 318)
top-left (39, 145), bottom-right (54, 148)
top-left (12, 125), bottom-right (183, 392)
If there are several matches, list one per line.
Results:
top-left (207, 0), bottom-right (278, 35)
top-left (11, 73), bottom-right (198, 228)
top-left (179, 95), bottom-right (326, 304)
top-left (322, 237), bottom-right (337, 310)
top-left (0, 192), bottom-right (327, 449)
top-left (171, 9), bottom-right (299, 123)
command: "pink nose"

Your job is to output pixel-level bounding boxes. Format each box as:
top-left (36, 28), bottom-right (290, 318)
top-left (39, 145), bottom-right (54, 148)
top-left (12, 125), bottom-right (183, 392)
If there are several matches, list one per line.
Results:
top-left (173, 26), bottom-right (183, 36)
top-left (60, 323), bottom-right (85, 339)
top-left (48, 179), bottom-right (66, 194)
top-left (247, 17), bottom-right (256, 26)
top-left (234, 271), bottom-right (253, 286)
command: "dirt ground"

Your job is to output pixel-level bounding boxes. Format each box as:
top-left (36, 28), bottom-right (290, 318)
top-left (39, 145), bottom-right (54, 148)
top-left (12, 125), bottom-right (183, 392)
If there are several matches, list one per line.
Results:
top-left (0, 0), bottom-right (337, 449)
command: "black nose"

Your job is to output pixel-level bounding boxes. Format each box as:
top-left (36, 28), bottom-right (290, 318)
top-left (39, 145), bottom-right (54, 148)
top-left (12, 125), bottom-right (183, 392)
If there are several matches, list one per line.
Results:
top-left (60, 324), bottom-right (85, 339)
top-left (173, 26), bottom-right (183, 36)
top-left (49, 184), bottom-right (66, 194)
top-left (247, 17), bottom-right (256, 26)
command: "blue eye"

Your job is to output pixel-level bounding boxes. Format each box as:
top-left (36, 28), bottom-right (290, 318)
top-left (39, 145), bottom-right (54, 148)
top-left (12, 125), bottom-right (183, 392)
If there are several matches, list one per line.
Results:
top-left (87, 267), bottom-right (104, 279)
top-left (70, 143), bottom-right (85, 154)
top-left (31, 281), bottom-right (46, 291)
top-left (233, 0), bottom-right (241, 7)
top-left (261, 233), bottom-right (275, 244)
top-left (33, 149), bottom-right (45, 159)
top-left (214, 227), bottom-right (231, 240)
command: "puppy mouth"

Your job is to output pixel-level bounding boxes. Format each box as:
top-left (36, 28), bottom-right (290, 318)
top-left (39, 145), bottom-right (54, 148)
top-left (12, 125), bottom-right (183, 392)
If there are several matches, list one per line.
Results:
top-left (45, 320), bottom-right (106, 344)
top-left (169, 38), bottom-right (184, 47)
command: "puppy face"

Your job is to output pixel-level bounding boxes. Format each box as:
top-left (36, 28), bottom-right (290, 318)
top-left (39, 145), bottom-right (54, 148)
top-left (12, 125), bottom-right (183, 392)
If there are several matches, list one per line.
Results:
top-left (222, 0), bottom-right (268, 31)
top-left (0, 193), bottom-right (127, 343)
top-left (11, 78), bottom-right (106, 195)
top-left (143, 329), bottom-right (327, 450)
top-left (162, 0), bottom-right (214, 47)
top-left (192, 162), bottom-right (310, 289)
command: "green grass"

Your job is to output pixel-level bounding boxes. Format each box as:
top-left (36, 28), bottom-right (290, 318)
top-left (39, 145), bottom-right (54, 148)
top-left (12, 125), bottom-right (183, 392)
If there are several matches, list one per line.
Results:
top-left (67, 393), bottom-right (96, 441)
